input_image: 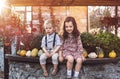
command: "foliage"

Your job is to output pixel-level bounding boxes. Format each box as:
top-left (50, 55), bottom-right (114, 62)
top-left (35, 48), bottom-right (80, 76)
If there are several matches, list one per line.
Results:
top-left (81, 32), bottom-right (96, 53)
top-left (94, 30), bottom-right (120, 57)
top-left (89, 6), bottom-right (112, 29)
top-left (81, 31), bottom-right (120, 57)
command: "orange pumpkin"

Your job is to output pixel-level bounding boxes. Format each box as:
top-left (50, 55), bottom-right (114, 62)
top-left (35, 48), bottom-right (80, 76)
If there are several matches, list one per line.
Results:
top-left (20, 50), bottom-right (27, 57)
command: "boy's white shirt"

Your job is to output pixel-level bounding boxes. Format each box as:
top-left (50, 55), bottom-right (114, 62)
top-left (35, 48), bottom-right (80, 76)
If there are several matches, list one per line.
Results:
top-left (41, 32), bottom-right (62, 52)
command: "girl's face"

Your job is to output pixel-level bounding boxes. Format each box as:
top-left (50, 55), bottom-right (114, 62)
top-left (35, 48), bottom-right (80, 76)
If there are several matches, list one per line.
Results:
top-left (65, 21), bottom-right (74, 34)
top-left (44, 24), bottom-right (55, 35)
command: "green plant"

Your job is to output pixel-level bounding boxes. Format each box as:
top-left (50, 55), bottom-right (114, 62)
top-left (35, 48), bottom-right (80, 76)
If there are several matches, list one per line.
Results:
top-left (81, 31), bottom-right (120, 57)
top-left (81, 32), bottom-right (96, 53)
top-left (94, 30), bottom-right (120, 57)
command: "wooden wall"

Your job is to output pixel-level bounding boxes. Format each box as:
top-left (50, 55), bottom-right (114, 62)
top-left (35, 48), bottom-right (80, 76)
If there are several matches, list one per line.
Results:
top-left (8, 0), bottom-right (120, 6)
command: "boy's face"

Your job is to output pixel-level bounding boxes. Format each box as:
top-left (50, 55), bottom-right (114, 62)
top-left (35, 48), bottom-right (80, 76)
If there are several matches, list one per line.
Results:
top-left (44, 24), bottom-right (55, 35)
top-left (65, 21), bottom-right (74, 34)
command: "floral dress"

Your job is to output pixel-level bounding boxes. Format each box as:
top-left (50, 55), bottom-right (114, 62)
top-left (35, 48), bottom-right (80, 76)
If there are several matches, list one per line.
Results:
top-left (62, 35), bottom-right (84, 59)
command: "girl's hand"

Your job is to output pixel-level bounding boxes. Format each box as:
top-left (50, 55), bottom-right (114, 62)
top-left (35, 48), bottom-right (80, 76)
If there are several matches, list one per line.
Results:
top-left (59, 56), bottom-right (64, 62)
top-left (81, 55), bottom-right (86, 62)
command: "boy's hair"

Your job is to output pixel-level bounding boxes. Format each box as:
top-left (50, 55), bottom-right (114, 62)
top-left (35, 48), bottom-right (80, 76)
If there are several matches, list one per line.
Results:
top-left (44, 19), bottom-right (56, 28)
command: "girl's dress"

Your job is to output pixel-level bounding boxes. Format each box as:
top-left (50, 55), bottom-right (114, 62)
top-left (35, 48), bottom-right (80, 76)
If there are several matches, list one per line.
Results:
top-left (62, 35), bottom-right (83, 59)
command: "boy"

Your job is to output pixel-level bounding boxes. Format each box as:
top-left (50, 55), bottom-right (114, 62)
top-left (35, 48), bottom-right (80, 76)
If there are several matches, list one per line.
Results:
top-left (40, 19), bottom-right (62, 77)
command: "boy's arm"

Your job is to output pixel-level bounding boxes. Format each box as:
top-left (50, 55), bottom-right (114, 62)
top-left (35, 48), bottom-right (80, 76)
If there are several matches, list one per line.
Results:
top-left (42, 47), bottom-right (50, 57)
top-left (51, 45), bottom-right (61, 55)
top-left (51, 34), bottom-right (62, 55)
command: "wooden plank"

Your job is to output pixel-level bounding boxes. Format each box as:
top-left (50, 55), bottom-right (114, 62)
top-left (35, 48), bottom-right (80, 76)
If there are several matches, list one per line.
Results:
top-left (5, 54), bottom-right (120, 64)
top-left (7, 0), bottom-right (120, 6)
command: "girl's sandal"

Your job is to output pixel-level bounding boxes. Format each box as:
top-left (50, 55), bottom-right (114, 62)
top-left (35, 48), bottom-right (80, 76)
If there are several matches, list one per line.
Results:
top-left (52, 68), bottom-right (58, 76)
top-left (43, 71), bottom-right (48, 77)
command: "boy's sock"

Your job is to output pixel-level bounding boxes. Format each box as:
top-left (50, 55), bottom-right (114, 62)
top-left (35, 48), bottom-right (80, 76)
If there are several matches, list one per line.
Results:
top-left (67, 70), bottom-right (72, 78)
top-left (73, 71), bottom-right (79, 78)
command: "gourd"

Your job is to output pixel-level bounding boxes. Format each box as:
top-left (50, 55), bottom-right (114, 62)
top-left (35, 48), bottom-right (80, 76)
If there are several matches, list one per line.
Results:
top-left (83, 49), bottom-right (88, 58)
top-left (88, 52), bottom-right (97, 58)
top-left (19, 50), bottom-right (27, 57)
top-left (26, 50), bottom-right (31, 57)
top-left (16, 50), bottom-right (21, 55)
top-left (96, 47), bottom-right (104, 58)
top-left (38, 49), bottom-right (43, 56)
top-left (109, 50), bottom-right (117, 58)
top-left (31, 48), bottom-right (38, 57)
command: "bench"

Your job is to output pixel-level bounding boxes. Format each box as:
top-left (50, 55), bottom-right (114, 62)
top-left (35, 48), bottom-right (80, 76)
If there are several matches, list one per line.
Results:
top-left (4, 54), bottom-right (120, 79)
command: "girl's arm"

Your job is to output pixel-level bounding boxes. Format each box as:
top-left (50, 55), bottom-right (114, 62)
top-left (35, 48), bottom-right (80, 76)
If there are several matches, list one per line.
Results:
top-left (77, 36), bottom-right (84, 54)
top-left (77, 36), bottom-right (86, 61)
top-left (59, 50), bottom-right (64, 62)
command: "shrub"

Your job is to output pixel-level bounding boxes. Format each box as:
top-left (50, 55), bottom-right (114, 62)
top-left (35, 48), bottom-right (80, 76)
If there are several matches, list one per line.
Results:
top-left (81, 32), bottom-right (96, 53)
top-left (81, 31), bottom-right (120, 57)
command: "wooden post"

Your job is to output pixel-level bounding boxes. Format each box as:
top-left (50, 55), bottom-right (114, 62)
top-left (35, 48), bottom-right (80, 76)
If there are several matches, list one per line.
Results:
top-left (4, 44), bottom-right (9, 79)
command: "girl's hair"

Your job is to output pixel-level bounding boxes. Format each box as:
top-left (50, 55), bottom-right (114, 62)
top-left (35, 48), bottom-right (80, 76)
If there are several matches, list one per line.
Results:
top-left (63, 16), bottom-right (80, 40)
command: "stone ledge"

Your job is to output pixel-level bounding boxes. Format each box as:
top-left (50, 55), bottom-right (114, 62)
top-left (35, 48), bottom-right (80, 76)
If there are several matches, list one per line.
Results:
top-left (5, 54), bottom-right (120, 64)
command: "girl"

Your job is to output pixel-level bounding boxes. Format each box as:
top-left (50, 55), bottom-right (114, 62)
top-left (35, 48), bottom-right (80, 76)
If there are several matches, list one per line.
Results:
top-left (40, 19), bottom-right (62, 77)
top-left (59, 16), bottom-right (85, 79)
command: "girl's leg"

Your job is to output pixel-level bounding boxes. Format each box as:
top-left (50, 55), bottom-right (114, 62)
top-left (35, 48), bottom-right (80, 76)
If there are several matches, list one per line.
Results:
top-left (74, 58), bottom-right (82, 78)
top-left (39, 53), bottom-right (48, 76)
top-left (52, 53), bottom-right (58, 75)
top-left (66, 55), bottom-right (74, 78)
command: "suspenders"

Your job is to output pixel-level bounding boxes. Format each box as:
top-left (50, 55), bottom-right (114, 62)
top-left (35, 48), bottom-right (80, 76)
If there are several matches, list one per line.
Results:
top-left (45, 33), bottom-right (57, 48)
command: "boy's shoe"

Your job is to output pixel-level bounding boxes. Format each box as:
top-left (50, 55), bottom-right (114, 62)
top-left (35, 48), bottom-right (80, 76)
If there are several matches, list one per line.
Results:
top-left (52, 68), bottom-right (58, 76)
top-left (43, 71), bottom-right (48, 77)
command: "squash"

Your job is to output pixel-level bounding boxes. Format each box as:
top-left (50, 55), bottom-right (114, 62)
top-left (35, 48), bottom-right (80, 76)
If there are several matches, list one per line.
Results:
top-left (83, 49), bottom-right (88, 58)
top-left (109, 50), bottom-right (117, 58)
top-left (19, 50), bottom-right (27, 57)
top-left (96, 47), bottom-right (104, 58)
top-left (88, 52), bottom-right (97, 58)
top-left (26, 50), bottom-right (31, 57)
top-left (16, 50), bottom-right (21, 55)
top-left (38, 49), bottom-right (43, 56)
top-left (31, 48), bottom-right (38, 57)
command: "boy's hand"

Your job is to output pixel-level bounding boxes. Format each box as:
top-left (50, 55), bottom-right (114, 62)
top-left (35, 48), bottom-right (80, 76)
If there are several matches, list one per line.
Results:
top-left (45, 52), bottom-right (51, 57)
top-left (50, 52), bottom-right (55, 57)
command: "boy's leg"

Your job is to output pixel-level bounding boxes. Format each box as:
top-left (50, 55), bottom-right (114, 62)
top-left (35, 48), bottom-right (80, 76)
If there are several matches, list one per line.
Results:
top-left (39, 53), bottom-right (48, 76)
top-left (52, 53), bottom-right (58, 75)
top-left (66, 55), bottom-right (74, 78)
top-left (74, 58), bottom-right (82, 78)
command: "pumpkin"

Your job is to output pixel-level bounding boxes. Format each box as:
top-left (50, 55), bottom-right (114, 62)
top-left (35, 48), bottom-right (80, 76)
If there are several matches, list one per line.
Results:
top-left (16, 50), bottom-right (21, 55)
top-left (109, 50), bottom-right (117, 58)
top-left (31, 48), bottom-right (38, 57)
top-left (96, 47), bottom-right (104, 58)
top-left (38, 49), bottom-right (43, 56)
top-left (20, 50), bottom-right (27, 57)
top-left (26, 50), bottom-right (31, 57)
top-left (83, 49), bottom-right (88, 58)
top-left (88, 52), bottom-right (97, 58)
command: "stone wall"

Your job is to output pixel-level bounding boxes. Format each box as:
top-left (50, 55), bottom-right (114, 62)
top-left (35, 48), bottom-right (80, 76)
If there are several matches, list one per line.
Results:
top-left (8, 61), bottom-right (120, 79)
top-left (0, 47), bottom-right (4, 71)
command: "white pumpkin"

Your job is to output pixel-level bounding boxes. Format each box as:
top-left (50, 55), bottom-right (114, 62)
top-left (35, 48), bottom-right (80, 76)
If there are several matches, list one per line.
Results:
top-left (88, 52), bottom-right (97, 58)
top-left (38, 49), bottom-right (43, 56)
top-left (26, 50), bottom-right (31, 57)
